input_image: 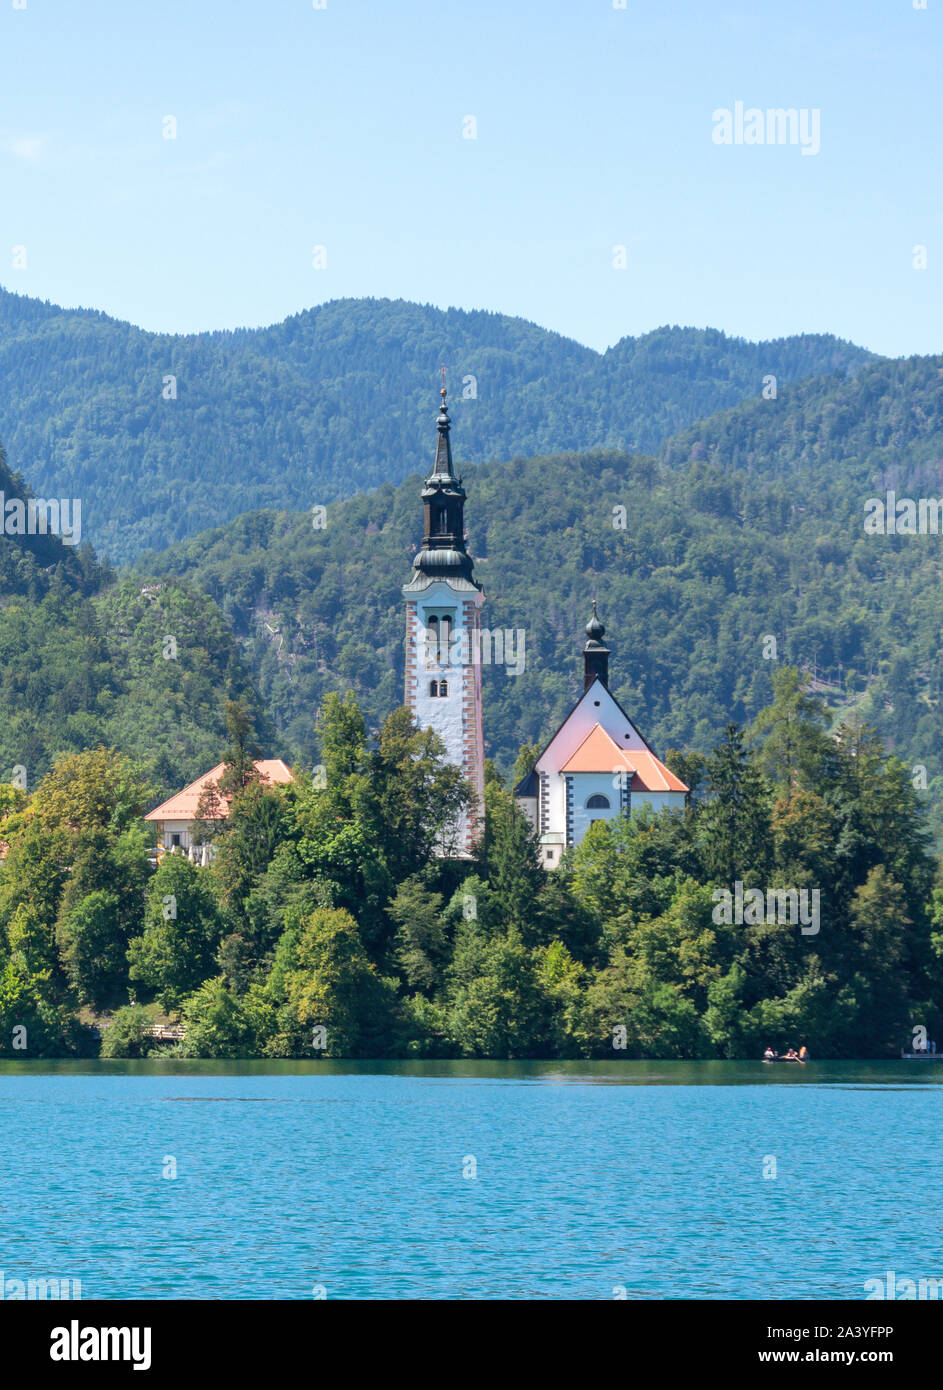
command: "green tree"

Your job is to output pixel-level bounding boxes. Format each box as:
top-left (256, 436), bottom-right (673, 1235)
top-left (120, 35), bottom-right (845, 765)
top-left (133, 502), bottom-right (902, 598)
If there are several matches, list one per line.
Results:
top-left (750, 666), bottom-right (834, 795)
top-left (209, 780), bottom-right (290, 929)
top-left (128, 855), bottom-right (225, 1008)
top-left (56, 891), bottom-right (129, 1009)
top-left (0, 957), bottom-right (79, 1057)
top-left (446, 927), bottom-right (548, 1057)
top-left (388, 876), bottom-right (449, 995)
top-left (479, 783), bottom-right (545, 941)
top-left (268, 907), bottom-right (395, 1057)
top-left (182, 978), bottom-right (253, 1058)
top-left (372, 704), bottom-right (472, 885)
top-left (53, 825), bottom-right (150, 1008)
top-left (100, 1004), bottom-right (153, 1059)
top-left (696, 725), bottom-right (771, 886)
top-left (217, 699), bottom-right (263, 798)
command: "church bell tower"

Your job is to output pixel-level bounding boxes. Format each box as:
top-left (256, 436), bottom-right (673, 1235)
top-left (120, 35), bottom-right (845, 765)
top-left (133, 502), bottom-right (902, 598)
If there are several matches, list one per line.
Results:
top-left (402, 379), bottom-right (484, 856)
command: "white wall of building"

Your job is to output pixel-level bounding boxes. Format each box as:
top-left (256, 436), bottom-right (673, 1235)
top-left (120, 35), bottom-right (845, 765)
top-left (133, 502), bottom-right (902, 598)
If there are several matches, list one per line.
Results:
top-left (568, 772), bottom-right (624, 843)
top-left (405, 579), bottom-right (484, 854)
top-left (156, 819), bottom-right (192, 851)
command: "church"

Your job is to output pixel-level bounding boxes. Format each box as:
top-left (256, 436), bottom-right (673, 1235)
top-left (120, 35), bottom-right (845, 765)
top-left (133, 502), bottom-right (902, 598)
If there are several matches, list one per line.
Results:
top-left (402, 381), bottom-right (687, 865)
top-left (146, 380), bottom-right (687, 865)
top-left (511, 604), bottom-right (688, 865)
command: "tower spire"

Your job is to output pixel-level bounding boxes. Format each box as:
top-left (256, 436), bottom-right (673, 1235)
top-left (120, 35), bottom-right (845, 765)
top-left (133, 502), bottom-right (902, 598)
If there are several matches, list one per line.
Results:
top-left (583, 600), bottom-right (611, 690)
top-left (430, 366), bottom-right (455, 480)
top-left (405, 376), bottom-right (479, 586)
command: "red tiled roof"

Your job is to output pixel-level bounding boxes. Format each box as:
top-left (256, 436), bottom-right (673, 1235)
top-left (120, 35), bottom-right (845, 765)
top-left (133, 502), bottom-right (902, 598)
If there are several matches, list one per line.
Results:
top-left (144, 759), bottom-right (293, 822)
top-left (560, 724), bottom-right (688, 792)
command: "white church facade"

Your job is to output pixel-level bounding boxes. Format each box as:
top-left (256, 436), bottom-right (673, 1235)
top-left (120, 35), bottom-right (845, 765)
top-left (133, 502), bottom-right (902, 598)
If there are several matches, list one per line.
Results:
top-left (513, 606), bottom-right (688, 866)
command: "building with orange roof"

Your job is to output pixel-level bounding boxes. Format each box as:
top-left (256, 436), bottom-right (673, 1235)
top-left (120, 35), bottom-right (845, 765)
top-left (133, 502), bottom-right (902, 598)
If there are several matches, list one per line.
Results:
top-left (144, 759), bottom-right (293, 863)
top-left (514, 605), bottom-right (688, 866)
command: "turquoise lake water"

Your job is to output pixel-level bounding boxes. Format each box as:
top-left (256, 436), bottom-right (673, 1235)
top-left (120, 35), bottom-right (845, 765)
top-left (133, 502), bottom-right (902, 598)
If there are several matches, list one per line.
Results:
top-left (0, 1060), bottom-right (939, 1299)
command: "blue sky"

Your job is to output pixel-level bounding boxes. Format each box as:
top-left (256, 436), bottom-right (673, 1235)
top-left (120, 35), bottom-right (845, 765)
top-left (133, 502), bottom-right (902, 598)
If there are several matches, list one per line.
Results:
top-left (0, 0), bottom-right (938, 355)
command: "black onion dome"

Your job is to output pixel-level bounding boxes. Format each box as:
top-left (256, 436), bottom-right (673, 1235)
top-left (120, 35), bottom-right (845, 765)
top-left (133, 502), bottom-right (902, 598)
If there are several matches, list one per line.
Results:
top-left (585, 600), bottom-right (606, 643)
top-left (403, 377), bottom-right (482, 593)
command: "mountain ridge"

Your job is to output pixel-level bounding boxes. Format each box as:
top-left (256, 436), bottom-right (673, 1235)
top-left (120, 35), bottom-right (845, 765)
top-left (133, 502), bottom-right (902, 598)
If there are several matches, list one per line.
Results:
top-left (0, 287), bottom-right (876, 563)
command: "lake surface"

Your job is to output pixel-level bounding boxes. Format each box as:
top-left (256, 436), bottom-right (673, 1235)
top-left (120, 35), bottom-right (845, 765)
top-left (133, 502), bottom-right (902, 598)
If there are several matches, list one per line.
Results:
top-left (0, 1060), bottom-right (939, 1299)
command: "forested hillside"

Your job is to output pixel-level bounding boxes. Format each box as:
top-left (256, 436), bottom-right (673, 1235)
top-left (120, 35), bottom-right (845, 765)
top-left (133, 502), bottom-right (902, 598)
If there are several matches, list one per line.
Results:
top-left (0, 287), bottom-right (873, 563)
top-left (136, 351), bottom-right (943, 831)
top-left (4, 344), bottom-right (943, 833)
top-left (0, 446), bottom-right (270, 798)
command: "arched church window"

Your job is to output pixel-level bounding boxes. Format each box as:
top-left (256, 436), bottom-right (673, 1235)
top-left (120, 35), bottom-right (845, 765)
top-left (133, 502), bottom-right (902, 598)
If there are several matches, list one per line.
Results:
top-left (586, 794), bottom-right (610, 809)
top-left (429, 681), bottom-right (439, 697)
top-left (425, 616), bottom-right (439, 668)
top-left (441, 615), bottom-right (452, 650)
top-left (433, 505), bottom-right (447, 534)
top-left (439, 680), bottom-right (448, 697)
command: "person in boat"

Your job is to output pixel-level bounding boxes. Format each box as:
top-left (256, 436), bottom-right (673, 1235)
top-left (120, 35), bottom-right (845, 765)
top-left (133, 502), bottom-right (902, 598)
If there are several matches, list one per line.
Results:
top-left (798, 1045), bottom-right (808, 1061)
top-left (783, 1047), bottom-right (799, 1061)
top-left (763, 1046), bottom-right (776, 1060)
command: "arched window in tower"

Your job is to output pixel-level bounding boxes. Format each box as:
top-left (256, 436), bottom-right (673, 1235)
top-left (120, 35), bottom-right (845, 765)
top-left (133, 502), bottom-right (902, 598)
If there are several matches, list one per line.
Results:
top-left (425, 615), bottom-right (439, 668)
top-left (433, 505), bottom-right (447, 535)
top-left (439, 680), bottom-right (448, 697)
top-left (429, 680), bottom-right (439, 697)
top-left (586, 794), bottom-right (610, 810)
top-left (440, 615), bottom-right (452, 653)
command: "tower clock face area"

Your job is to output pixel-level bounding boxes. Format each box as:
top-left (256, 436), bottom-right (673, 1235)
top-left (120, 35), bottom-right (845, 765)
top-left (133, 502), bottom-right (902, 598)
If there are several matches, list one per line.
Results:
top-left (414, 591), bottom-right (466, 740)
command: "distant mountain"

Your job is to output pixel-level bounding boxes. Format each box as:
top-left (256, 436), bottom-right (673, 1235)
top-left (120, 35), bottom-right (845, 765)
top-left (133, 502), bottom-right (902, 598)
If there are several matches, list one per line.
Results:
top-left (0, 288), bottom-right (875, 563)
top-left (134, 350), bottom-right (943, 831)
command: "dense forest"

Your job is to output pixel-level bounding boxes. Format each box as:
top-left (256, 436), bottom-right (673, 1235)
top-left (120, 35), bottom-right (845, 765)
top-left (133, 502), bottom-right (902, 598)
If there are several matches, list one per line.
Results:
top-left (0, 287), bottom-right (873, 562)
top-left (0, 678), bottom-right (939, 1060)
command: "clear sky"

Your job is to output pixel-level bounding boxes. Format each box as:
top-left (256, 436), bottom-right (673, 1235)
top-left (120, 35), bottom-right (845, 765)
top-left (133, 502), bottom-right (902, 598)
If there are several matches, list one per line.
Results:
top-left (0, 0), bottom-right (938, 355)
